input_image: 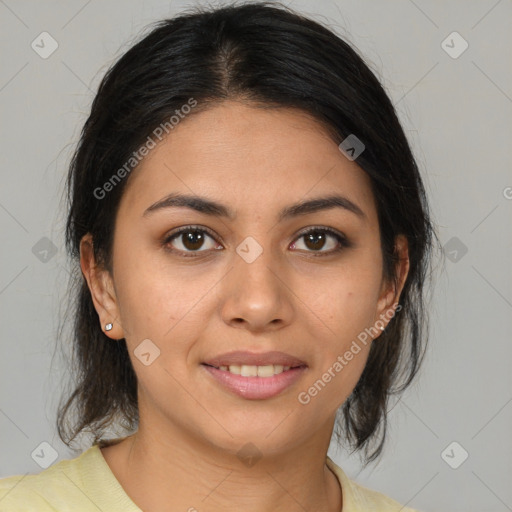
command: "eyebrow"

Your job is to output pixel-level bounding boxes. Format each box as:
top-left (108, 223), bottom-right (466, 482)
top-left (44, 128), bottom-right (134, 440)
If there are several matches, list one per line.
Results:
top-left (142, 192), bottom-right (366, 222)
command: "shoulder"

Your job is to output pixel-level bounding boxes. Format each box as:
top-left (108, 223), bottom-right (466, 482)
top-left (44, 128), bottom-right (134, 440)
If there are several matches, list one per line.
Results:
top-left (326, 456), bottom-right (421, 512)
top-left (0, 439), bottom-right (140, 511)
top-left (0, 445), bottom-right (104, 511)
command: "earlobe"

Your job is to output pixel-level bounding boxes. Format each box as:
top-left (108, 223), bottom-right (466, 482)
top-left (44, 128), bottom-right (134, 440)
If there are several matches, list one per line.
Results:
top-left (79, 233), bottom-right (124, 340)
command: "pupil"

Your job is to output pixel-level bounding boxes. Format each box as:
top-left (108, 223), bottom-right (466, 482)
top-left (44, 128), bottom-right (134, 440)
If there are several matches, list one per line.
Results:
top-left (183, 231), bottom-right (204, 250)
top-left (180, 231), bottom-right (327, 252)
top-left (305, 232), bottom-right (325, 251)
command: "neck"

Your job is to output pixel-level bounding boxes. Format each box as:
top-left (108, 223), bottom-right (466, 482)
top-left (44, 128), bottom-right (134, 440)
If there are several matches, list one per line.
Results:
top-left (102, 418), bottom-right (342, 512)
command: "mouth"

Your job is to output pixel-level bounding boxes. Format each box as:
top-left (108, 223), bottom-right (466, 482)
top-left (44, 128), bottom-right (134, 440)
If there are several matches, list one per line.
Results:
top-left (201, 350), bottom-right (308, 399)
top-left (201, 363), bottom-right (308, 399)
top-left (201, 362), bottom-right (307, 377)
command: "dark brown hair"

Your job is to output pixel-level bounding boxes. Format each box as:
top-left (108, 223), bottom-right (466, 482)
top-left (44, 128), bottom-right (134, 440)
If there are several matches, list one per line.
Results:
top-left (57, 0), bottom-right (440, 466)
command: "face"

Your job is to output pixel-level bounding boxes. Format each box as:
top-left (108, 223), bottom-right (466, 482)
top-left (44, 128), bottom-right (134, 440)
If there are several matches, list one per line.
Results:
top-left (82, 101), bottom-right (409, 458)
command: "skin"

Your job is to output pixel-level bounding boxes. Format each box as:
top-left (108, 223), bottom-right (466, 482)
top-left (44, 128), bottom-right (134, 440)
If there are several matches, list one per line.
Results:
top-left (80, 101), bottom-right (409, 512)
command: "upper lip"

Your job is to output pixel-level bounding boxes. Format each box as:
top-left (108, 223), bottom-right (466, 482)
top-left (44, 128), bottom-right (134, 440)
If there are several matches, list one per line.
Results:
top-left (202, 351), bottom-right (307, 368)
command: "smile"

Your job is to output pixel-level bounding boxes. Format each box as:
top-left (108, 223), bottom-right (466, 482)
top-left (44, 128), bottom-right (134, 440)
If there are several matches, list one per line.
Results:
top-left (204, 363), bottom-right (298, 377)
top-left (201, 363), bottom-right (308, 399)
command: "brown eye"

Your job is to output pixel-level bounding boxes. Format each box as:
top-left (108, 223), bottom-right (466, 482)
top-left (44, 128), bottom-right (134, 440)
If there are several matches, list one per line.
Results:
top-left (162, 225), bottom-right (350, 258)
top-left (163, 226), bottom-right (219, 255)
top-left (291, 227), bottom-right (350, 255)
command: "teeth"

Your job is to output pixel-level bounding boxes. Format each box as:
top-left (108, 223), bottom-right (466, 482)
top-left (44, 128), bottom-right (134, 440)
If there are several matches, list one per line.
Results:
top-left (215, 364), bottom-right (295, 377)
top-left (257, 365), bottom-right (274, 377)
top-left (241, 365), bottom-right (258, 377)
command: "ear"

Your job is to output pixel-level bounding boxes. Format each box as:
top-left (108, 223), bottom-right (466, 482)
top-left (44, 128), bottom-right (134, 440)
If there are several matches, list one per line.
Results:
top-left (79, 233), bottom-right (125, 340)
top-left (374, 234), bottom-right (410, 333)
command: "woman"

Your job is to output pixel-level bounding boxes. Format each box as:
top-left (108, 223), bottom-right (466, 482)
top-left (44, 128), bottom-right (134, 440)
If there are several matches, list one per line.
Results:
top-left (0, 2), bottom-right (437, 510)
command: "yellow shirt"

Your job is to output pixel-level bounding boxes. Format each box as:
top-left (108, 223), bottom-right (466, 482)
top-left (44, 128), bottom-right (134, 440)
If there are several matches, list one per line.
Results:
top-left (0, 441), bottom-right (419, 511)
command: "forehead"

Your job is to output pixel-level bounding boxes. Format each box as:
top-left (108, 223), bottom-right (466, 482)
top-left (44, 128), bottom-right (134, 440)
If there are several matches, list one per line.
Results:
top-left (118, 101), bottom-right (377, 224)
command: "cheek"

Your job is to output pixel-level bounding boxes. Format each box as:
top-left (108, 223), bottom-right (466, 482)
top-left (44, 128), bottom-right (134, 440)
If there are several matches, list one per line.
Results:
top-left (112, 244), bottom-right (220, 355)
top-left (312, 263), bottom-right (383, 340)
top-left (298, 287), bottom-right (376, 413)
top-left (298, 262), bottom-right (382, 403)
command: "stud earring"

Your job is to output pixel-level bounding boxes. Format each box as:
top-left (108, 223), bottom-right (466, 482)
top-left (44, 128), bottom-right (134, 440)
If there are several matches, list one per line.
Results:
top-left (105, 323), bottom-right (113, 331)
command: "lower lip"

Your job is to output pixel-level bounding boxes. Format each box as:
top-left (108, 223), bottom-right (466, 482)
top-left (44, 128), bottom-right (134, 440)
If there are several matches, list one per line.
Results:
top-left (201, 364), bottom-right (307, 400)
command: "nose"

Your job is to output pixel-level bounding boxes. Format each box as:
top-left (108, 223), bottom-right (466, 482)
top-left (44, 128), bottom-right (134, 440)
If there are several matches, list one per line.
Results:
top-left (219, 244), bottom-right (294, 333)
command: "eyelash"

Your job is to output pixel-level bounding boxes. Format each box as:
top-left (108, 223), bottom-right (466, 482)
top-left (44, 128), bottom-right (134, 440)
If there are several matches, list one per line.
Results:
top-left (162, 225), bottom-right (352, 258)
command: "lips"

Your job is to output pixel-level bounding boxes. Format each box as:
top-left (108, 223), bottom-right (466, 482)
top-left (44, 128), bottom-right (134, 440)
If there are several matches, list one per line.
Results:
top-left (202, 350), bottom-right (308, 368)
top-left (202, 364), bottom-right (308, 399)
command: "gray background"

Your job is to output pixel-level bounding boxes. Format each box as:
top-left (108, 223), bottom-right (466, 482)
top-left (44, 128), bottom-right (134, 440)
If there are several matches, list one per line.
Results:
top-left (1, 1), bottom-right (511, 511)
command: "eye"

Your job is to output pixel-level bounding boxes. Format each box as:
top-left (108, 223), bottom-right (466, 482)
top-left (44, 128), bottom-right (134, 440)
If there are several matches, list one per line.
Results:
top-left (290, 227), bottom-right (351, 256)
top-left (163, 226), bottom-right (220, 256)
top-left (162, 225), bottom-right (351, 258)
